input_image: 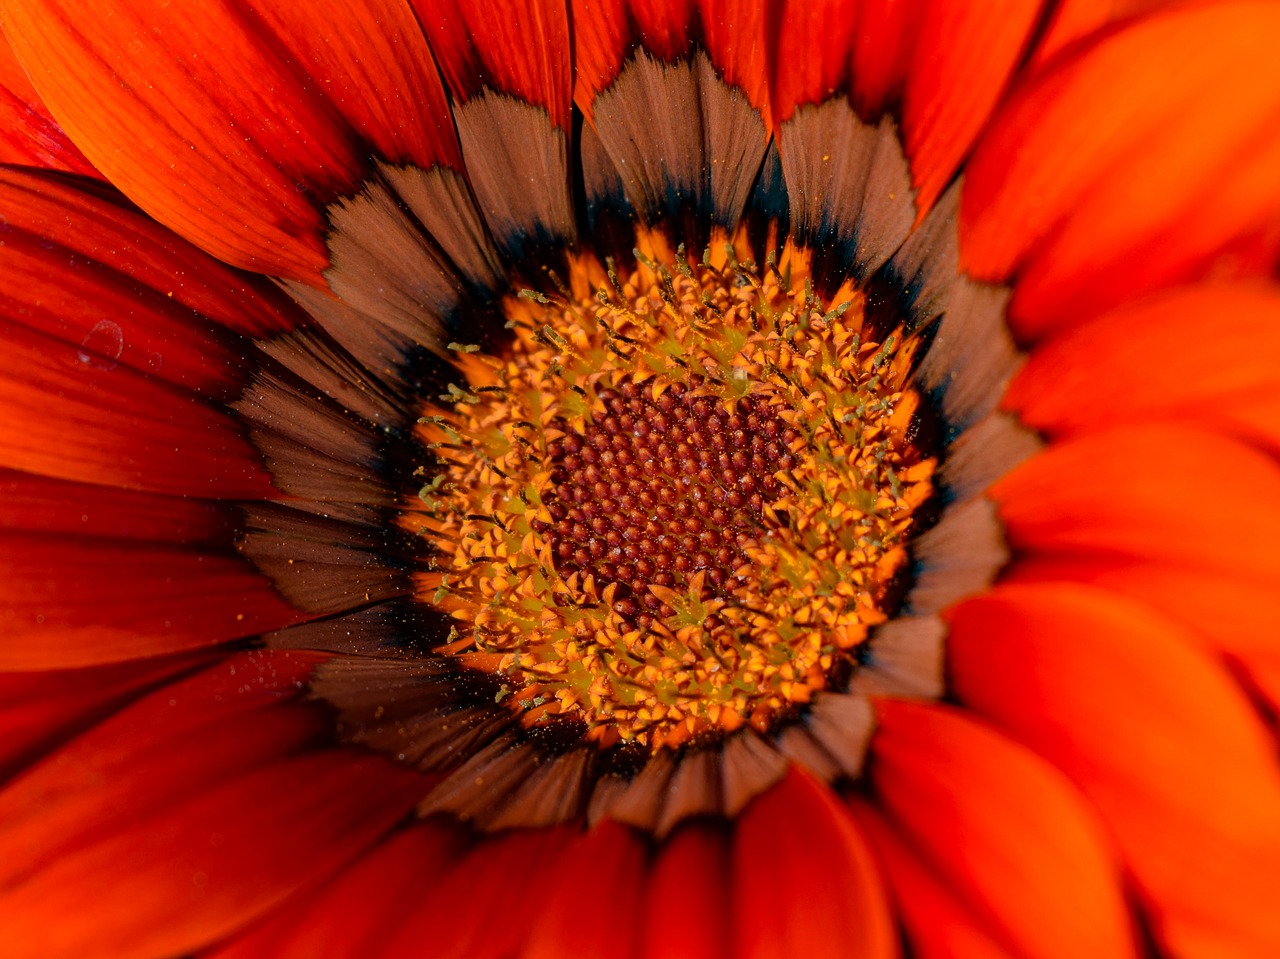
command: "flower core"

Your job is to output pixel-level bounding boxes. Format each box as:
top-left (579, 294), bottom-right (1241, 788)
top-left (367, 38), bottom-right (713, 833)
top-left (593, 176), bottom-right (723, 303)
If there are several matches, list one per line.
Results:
top-left (409, 242), bottom-right (935, 750)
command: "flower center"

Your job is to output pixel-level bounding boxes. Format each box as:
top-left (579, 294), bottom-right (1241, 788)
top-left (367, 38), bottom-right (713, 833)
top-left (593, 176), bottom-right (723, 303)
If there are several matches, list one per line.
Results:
top-left (407, 239), bottom-right (935, 750)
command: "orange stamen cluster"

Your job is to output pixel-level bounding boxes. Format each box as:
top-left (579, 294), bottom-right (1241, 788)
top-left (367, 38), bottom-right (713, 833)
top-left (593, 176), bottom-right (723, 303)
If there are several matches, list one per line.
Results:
top-left (408, 241), bottom-right (934, 749)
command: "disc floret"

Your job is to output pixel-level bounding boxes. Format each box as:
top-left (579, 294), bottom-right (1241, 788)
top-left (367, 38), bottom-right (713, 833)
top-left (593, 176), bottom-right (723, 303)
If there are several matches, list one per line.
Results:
top-left (408, 241), bottom-right (934, 749)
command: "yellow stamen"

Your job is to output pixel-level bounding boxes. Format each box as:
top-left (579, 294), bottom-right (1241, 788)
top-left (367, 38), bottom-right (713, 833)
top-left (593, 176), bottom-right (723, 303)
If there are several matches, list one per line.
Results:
top-left (403, 234), bottom-right (934, 750)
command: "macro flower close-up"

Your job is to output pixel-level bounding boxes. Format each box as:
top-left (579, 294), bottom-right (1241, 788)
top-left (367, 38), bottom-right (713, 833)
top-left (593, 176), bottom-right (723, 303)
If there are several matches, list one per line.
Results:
top-left (2, 0), bottom-right (1280, 955)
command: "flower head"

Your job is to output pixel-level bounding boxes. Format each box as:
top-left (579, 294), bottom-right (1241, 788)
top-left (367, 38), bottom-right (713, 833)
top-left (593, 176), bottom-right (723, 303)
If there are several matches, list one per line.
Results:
top-left (1, 1), bottom-right (1279, 957)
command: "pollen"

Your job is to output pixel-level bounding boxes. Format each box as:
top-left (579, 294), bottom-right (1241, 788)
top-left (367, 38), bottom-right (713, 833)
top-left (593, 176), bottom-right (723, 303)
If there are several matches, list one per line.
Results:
top-left (406, 236), bottom-right (935, 750)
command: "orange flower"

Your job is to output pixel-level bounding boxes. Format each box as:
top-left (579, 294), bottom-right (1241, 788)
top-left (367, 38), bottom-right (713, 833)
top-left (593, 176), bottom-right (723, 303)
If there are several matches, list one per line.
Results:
top-left (1, 1), bottom-right (1279, 957)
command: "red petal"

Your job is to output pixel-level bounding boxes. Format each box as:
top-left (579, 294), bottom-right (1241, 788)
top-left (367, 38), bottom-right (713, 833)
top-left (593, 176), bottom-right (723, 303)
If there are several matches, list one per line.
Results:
top-left (379, 826), bottom-right (573, 959)
top-left (643, 823), bottom-right (730, 959)
top-left (961, 2), bottom-right (1280, 335)
top-left (765, 0), bottom-right (857, 125)
top-left (699, 0), bottom-right (770, 120)
top-left (848, 0), bottom-right (927, 119)
top-left (1005, 283), bottom-right (1280, 454)
top-left (0, 469), bottom-right (233, 541)
top-left (870, 700), bottom-right (1138, 959)
top-left (2, 752), bottom-right (423, 959)
top-left (0, 533), bottom-right (305, 668)
top-left (0, 168), bottom-right (302, 396)
top-left (0, 651), bottom-right (214, 781)
top-left (0, 650), bottom-right (426, 959)
top-left (572, 0), bottom-right (697, 118)
top-left (733, 766), bottom-right (897, 959)
top-left (0, 33), bottom-right (97, 175)
top-left (5, 0), bottom-right (461, 281)
top-left (992, 425), bottom-right (1280, 582)
top-left (848, 798), bottom-right (1014, 959)
top-left (0, 319), bottom-right (276, 497)
top-left (523, 821), bottom-right (648, 959)
top-left (902, 0), bottom-right (1043, 215)
top-left (948, 583), bottom-right (1280, 958)
top-left (417, 0), bottom-right (571, 127)
top-left (203, 820), bottom-right (465, 959)
top-left (0, 651), bottom-right (323, 887)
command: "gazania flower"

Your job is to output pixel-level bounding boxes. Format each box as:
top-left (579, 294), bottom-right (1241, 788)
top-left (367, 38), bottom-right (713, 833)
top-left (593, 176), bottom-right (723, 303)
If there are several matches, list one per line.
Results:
top-left (2, 0), bottom-right (1279, 955)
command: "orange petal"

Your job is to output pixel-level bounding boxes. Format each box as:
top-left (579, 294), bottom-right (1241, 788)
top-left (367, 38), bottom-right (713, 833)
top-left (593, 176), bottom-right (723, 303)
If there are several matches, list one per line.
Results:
top-left (902, 0), bottom-right (1043, 214)
top-left (0, 650), bottom-right (214, 781)
top-left (5, 0), bottom-right (461, 281)
top-left (0, 750), bottom-right (424, 959)
top-left (523, 820), bottom-right (648, 959)
top-left (848, 798), bottom-right (1014, 959)
top-left (992, 425), bottom-right (1280, 582)
top-left (0, 31), bottom-right (97, 175)
top-left (1006, 283), bottom-right (1280, 454)
top-left (765, 0), bottom-right (857, 125)
top-left (204, 820), bottom-right (465, 959)
top-left (417, 0), bottom-right (571, 128)
top-left (643, 823), bottom-right (730, 959)
top-left (961, 1), bottom-right (1280, 336)
top-left (0, 650), bottom-right (424, 959)
top-left (870, 700), bottom-right (1138, 959)
top-left (1025, 0), bottom-right (1170, 72)
top-left (948, 582), bottom-right (1280, 959)
top-left (1004, 555), bottom-right (1280, 724)
top-left (733, 766), bottom-right (897, 959)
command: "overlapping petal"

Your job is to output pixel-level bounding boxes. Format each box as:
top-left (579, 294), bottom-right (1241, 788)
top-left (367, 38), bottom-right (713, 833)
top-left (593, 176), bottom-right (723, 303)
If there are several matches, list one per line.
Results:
top-left (0, 0), bottom-right (1276, 956)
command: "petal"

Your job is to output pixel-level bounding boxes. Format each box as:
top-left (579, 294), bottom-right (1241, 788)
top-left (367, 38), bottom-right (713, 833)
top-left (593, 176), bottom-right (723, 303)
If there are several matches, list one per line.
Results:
top-left (848, 799), bottom-right (1014, 959)
top-left (0, 167), bottom-right (302, 396)
top-left (523, 821), bottom-right (648, 959)
top-left (572, 0), bottom-right (696, 115)
top-left (415, 0), bottom-right (575, 251)
top-left (379, 826), bottom-right (573, 959)
top-left (0, 650), bottom-right (214, 781)
top-left (0, 468), bottom-right (232, 541)
top-left (961, 1), bottom-right (1280, 337)
top-left (948, 583), bottom-right (1280, 959)
top-left (0, 319), bottom-right (276, 497)
top-left (733, 766), bottom-right (897, 959)
top-left (5, 0), bottom-right (462, 281)
top-left (869, 700), bottom-right (1138, 959)
top-left (643, 823), bottom-right (730, 959)
top-left (0, 651), bottom-right (427, 959)
top-left (766, 0), bottom-right (856, 125)
top-left (0, 33), bottom-right (97, 175)
top-left (418, 0), bottom-right (571, 127)
top-left (848, 0), bottom-right (927, 119)
top-left (571, 0), bottom-right (770, 227)
top-left (0, 532), bottom-right (306, 668)
top-left (698, 0), bottom-right (770, 121)
top-left (991, 425), bottom-right (1280, 582)
top-left (1005, 283), bottom-right (1280, 454)
top-left (202, 820), bottom-right (465, 959)
top-left (1003, 556), bottom-right (1280, 728)
top-left (901, 0), bottom-right (1043, 215)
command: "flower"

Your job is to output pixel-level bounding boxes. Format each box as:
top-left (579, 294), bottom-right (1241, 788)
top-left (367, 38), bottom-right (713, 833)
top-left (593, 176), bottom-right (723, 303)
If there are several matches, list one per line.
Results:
top-left (1, 0), bottom-right (1279, 956)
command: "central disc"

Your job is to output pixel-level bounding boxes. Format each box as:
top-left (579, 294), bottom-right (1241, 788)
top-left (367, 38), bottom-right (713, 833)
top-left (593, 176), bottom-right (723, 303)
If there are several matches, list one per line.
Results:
top-left (409, 239), bottom-right (934, 750)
